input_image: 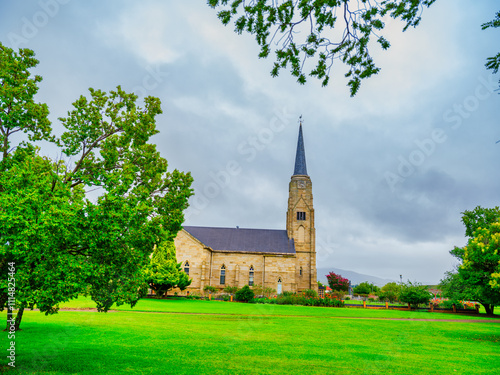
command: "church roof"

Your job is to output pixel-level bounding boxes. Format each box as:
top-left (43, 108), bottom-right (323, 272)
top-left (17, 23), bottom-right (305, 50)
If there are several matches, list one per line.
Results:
top-left (293, 123), bottom-right (308, 176)
top-left (183, 226), bottom-right (295, 254)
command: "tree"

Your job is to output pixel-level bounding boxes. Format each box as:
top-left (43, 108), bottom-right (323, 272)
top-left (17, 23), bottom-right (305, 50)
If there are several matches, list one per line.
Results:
top-left (482, 11), bottom-right (500, 88)
top-left (353, 281), bottom-right (379, 295)
top-left (0, 43), bottom-right (193, 330)
top-left (398, 281), bottom-right (432, 309)
top-left (441, 206), bottom-right (500, 315)
top-left (144, 241), bottom-right (192, 298)
top-left (209, 2), bottom-right (500, 95)
top-left (208, 0), bottom-right (436, 95)
top-left (326, 272), bottom-right (349, 292)
top-left (377, 282), bottom-right (399, 303)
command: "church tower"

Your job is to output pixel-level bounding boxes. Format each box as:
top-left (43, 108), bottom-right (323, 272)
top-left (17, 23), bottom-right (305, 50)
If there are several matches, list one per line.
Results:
top-left (286, 121), bottom-right (317, 292)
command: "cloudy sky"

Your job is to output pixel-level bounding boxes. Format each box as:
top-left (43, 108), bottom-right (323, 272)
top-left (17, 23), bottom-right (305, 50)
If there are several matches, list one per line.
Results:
top-left (1, 0), bottom-right (498, 284)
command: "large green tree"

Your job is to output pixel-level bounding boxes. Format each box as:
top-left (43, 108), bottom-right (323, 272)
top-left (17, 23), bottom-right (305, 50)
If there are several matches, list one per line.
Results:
top-left (377, 282), bottom-right (399, 302)
top-left (398, 281), bottom-right (432, 309)
top-left (441, 206), bottom-right (500, 315)
top-left (353, 281), bottom-right (379, 295)
top-left (208, 1), bottom-right (499, 95)
top-left (0, 43), bottom-right (193, 330)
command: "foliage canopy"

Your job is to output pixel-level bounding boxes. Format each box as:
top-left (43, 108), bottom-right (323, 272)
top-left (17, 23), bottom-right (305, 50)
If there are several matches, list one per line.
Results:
top-left (208, 1), bottom-right (500, 94)
top-left (441, 206), bottom-right (500, 315)
top-left (326, 271), bottom-right (349, 292)
top-left (353, 281), bottom-right (380, 295)
top-left (0, 43), bottom-right (193, 329)
top-left (398, 281), bottom-right (432, 308)
top-left (208, 0), bottom-right (436, 95)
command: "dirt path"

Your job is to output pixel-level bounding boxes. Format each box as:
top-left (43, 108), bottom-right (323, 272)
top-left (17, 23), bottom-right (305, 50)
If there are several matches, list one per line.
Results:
top-left (56, 308), bottom-right (500, 323)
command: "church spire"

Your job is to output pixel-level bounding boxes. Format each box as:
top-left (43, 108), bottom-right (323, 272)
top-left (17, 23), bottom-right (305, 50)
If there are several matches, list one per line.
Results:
top-left (293, 118), bottom-right (308, 176)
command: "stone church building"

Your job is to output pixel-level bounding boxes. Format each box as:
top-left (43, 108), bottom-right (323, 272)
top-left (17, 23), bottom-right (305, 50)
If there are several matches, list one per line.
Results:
top-left (174, 123), bottom-right (317, 294)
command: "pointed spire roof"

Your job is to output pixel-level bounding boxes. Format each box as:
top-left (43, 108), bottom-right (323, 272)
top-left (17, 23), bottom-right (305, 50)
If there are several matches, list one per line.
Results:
top-left (293, 120), bottom-right (308, 176)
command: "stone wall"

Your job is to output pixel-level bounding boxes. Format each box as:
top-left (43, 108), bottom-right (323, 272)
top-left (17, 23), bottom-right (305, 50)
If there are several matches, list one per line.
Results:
top-left (173, 229), bottom-right (299, 295)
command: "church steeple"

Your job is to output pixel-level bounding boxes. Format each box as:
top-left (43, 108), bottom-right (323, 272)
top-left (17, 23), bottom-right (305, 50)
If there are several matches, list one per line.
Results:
top-left (286, 119), bottom-right (316, 293)
top-left (293, 121), bottom-right (308, 176)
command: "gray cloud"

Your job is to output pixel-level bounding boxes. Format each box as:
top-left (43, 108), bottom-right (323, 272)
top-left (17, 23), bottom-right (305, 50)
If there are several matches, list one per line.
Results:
top-left (1, 0), bottom-right (498, 284)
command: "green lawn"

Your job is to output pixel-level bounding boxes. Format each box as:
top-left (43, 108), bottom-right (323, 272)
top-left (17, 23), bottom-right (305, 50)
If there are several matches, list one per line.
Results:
top-left (3, 298), bottom-right (499, 374)
top-left (59, 295), bottom-right (496, 320)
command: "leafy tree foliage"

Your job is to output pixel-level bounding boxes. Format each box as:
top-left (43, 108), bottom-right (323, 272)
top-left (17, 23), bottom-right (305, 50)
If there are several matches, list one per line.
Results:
top-left (144, 241), bottom-right (192, 298)
top-left (208, 0), bottom-right (436, 95)
top-left (377, 282), bottom-right (399, 302)
top-left (398, 281), bottom-right (432, 308)
top-left (326, 271), bottom-right (349, 291)
top-left (441, 206), bottom-right (500, 315)
top-left (235, 285), bottom-right (255, 302)
top-left (0, 43), bottom-right (193, 329)
top-left (353, 281), bottom-right (379, 295)
top-left (482, 11), bottom-right (500, 87)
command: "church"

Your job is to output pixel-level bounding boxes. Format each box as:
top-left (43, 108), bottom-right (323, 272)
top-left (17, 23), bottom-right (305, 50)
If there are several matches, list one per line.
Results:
top-left (174, 123), bottom-right (317, 295)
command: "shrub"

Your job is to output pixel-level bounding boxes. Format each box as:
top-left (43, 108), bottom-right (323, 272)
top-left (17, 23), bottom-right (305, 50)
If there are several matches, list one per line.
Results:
top-left (186, 293), bottom-right (202, 300)
top-left (326, 272), bottom-right (349, 292)
top-left (203, 285), bottom-right (217, 294)
top-left (262, 287), bottom-right (276, 298)
top-left (223, 286), bottom-right (238, 294)
top-left (368, 297), bottom-right (376, 302)
top-left (251, 297), bottom-right (268, 304)
top-left (269, 294), bottom-right (344, 308)
top-left (438, 300), bottom-right (466, 309)
top-left (235, 285), bottom-right (255, 302)
top-left (303, 289), bottom-right (318, 297)
top-left (330, 291), bottom-right (346, 300)
top-left (344, 296), bottom-right (351, 300)
top-left (251, 284), bottom-right (263, 296)
top-left (398, 281), bottom-right (432, 309)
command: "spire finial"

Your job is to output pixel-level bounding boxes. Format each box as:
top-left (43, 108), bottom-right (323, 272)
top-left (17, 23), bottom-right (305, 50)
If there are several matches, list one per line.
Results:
top-left (293, 118), bottom-right (308, 176)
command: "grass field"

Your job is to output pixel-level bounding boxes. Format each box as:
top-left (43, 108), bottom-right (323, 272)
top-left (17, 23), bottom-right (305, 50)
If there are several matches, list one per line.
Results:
top-left (2, 298), bottom-right (499, 374)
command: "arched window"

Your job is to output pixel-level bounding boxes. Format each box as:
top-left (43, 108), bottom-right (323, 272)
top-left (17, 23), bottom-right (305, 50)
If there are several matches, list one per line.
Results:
top-left (249, 266), bottom-right (254, 286)
top-left (277, 277), bottom-right (283, 295)
top-left (299, 267), bottom-right (303, 277)
top-left (220, 265), bottom-right (226, 285)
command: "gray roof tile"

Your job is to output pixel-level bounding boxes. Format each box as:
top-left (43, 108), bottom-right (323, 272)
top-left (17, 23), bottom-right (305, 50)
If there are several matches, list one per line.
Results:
top-left (183, 226), bottom-right (295, 254)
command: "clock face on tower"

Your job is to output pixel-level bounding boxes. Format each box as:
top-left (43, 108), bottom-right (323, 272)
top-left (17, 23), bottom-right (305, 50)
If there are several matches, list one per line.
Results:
top-left (298, 181), bottom-right (306, 189)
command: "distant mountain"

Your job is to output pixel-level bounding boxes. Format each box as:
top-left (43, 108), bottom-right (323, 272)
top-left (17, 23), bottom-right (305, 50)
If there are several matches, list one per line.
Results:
top-left (317, 267), bottom-right (396, 287)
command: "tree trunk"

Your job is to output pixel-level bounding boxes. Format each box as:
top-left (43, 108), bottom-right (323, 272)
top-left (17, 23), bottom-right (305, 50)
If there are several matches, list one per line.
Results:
top-left (14, 304), bottom-right (25, 331)
top-left (484, 304), bottom-right (495, 315)
top-left (4, 303), bottom-right (25, 332)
